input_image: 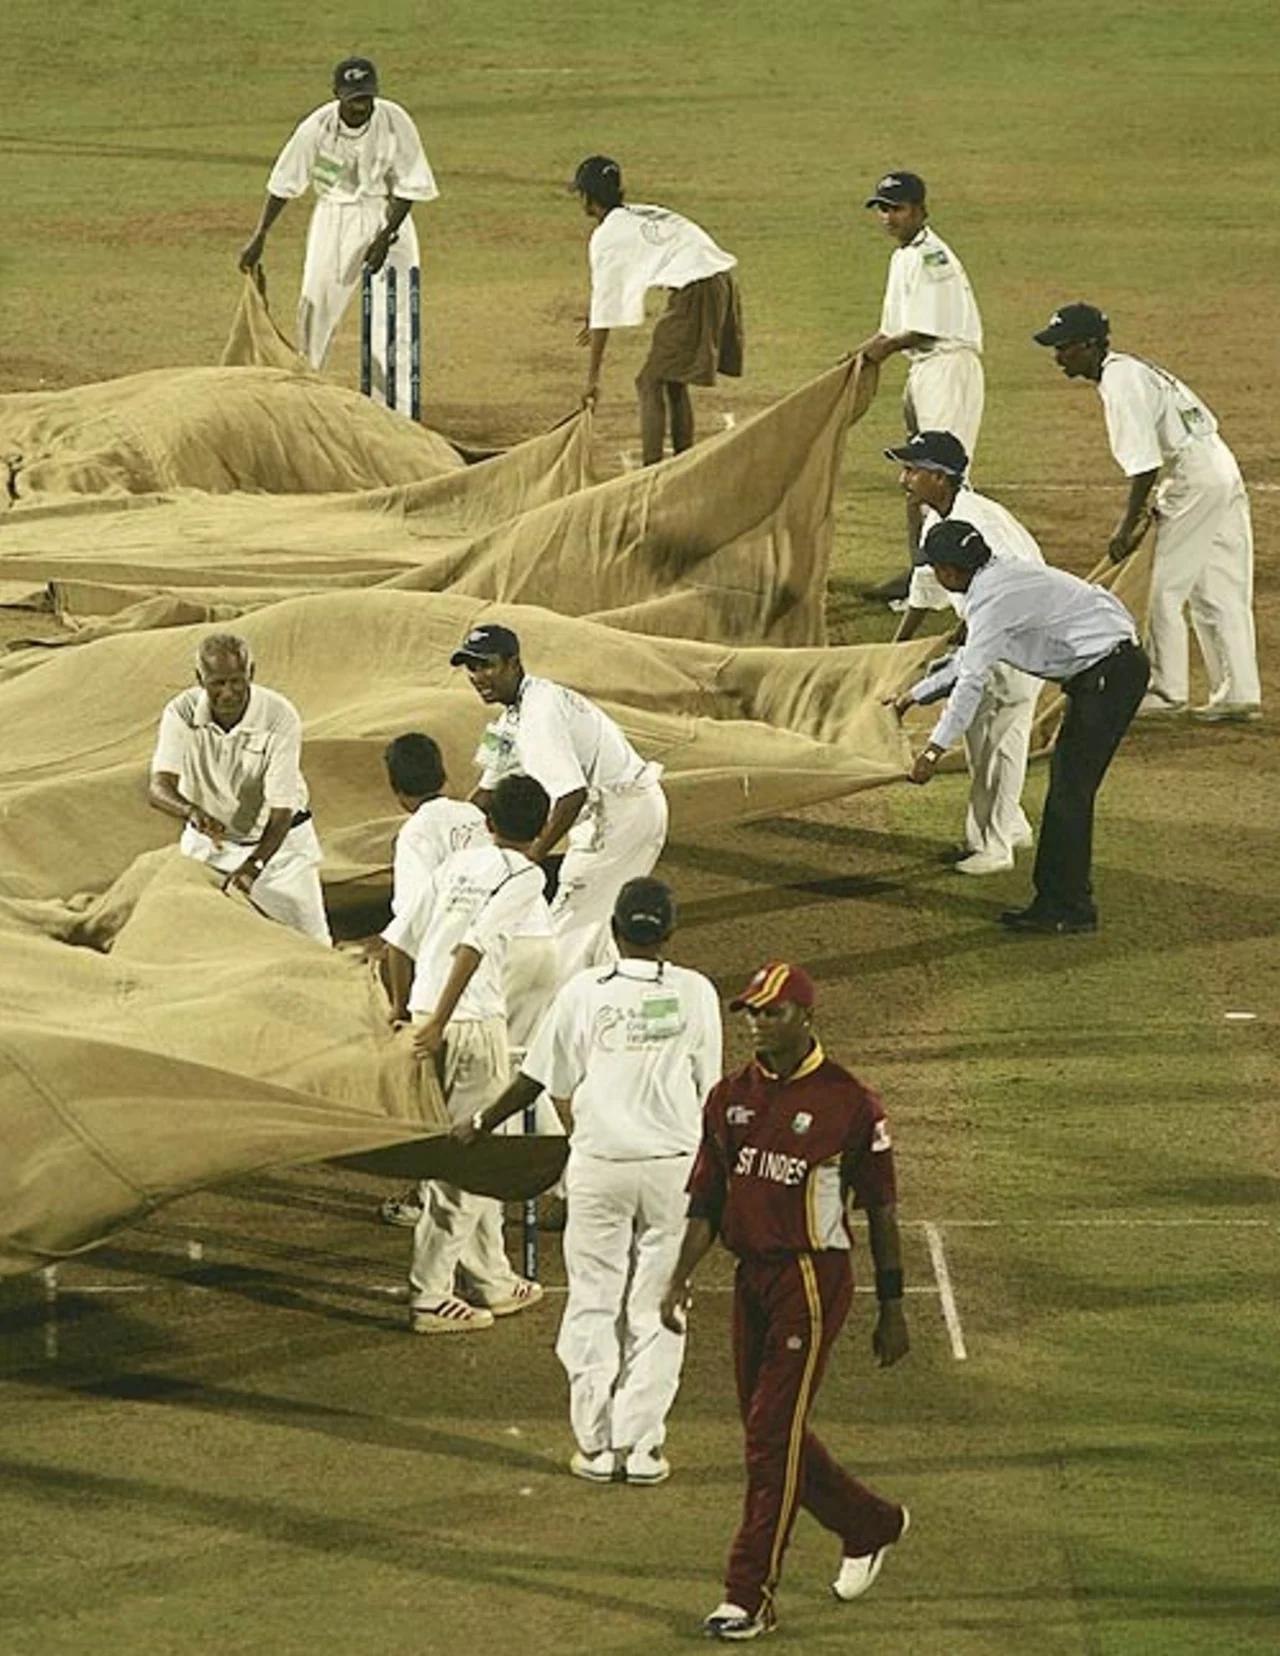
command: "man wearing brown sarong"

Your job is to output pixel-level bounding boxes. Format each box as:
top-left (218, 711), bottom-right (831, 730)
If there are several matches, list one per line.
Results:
top-left (571, 155), bottom-right (743, 465)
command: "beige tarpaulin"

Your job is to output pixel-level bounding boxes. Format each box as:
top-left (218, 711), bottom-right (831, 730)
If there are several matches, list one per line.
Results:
top-left (0, 282), bottom-right (878, 649)
top-left (0, 293), bottom-right (1151, 1274)
top-left (0, 315), bottom-right (904, 1273)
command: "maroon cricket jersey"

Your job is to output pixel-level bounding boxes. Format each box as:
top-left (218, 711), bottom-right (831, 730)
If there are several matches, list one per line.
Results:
top-left (686, 1042), bottom-right (896, 1257)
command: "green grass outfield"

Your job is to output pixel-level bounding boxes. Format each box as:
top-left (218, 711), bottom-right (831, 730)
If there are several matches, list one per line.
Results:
top-left (2, 3), bottom-right (1279, 1652)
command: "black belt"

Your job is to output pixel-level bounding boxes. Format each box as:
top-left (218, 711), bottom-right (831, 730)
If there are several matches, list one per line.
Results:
top-left (290, 809), bottom-right (312, 828)
top-left (1063, 637), bottom-right (1141, 695)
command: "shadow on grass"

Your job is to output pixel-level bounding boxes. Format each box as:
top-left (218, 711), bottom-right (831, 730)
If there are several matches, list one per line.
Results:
top-left (0, 1455), bottom-right (699, 1634)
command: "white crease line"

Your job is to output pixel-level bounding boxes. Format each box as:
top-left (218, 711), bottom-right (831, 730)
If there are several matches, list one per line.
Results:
top-left (373, 1283), bottom-right (939, 1298)
top-left (923, 1223), bottom-right (967, 1362)
top-left (42, 1265), bottom-right (58, 1362)
top-left (923, 1218), bottom-right (1274, 1229)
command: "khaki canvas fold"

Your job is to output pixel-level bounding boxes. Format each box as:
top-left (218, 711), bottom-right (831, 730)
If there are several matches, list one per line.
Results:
top-left (0, 287), bottom-right (1150, 1274)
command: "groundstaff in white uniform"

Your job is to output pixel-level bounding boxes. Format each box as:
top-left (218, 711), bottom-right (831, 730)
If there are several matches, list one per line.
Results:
top-left (451, 622), bottom-right (669, 980)
top-left (149, 633), bottom-right (330, 944)
top-left (571, 154), bottom-right (744, 465)
top-left (377, 732), bottom-right (564, 1230)
top-left (851, 170), bottom-right (984, 592)
top-left (1035, 302), bottom-right (1261, 722)
top-left (885, 431), bottom-right (1044, 874)
top-left (456, 878), bottom-right (723, 1485)
top-left (382, 774), bottom-right (551, 1334)
top-left (238, 56), bottom-right (439, 407)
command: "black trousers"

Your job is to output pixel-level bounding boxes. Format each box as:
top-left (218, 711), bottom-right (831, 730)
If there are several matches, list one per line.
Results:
top-left (1031, 641), bottom-right (1150, 921)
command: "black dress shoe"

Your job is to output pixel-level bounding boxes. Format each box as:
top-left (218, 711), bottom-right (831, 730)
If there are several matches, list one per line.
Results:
top-left (999, 906), bottom-right (1098, 935)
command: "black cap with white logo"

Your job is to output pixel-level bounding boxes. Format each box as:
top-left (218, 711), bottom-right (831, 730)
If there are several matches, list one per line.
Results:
top-left (1033, 302), bottom-right (1109, 347)
top-left (449, 623), bottom-right (521, 667)
top-left (333, 57), bottom-right (378, 99)
top-left (865, 170), bottom-right (926, 208)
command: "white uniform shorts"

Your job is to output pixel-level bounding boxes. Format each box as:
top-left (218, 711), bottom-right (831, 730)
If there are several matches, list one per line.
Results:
top-left (904, 348), bottom-right (985, 464)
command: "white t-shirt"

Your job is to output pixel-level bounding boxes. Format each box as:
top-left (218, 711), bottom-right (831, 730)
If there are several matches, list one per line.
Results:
top-left (880, 226), bottom-right (983, 357)
top-left (267, 99), bottom-right (439, 205)
top-left (382, 843), bottom-right (548, 1021)
top-left (908, 486), bottom-right (1044, 614)
top-left (475, 675), bottom-right (658, 801)
top-left (1097, 352), bottom-right (1233, 478)
top-left (523, 959), bottom-right (723, 1160)
top-left (588, 204), bottom-right (737, 329)
top-left (151, 684), bottom-right (307, 843)
top-left (391, 797), bottom-right (487, 918)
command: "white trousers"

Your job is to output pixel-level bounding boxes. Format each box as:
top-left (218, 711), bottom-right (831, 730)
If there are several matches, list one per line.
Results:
top-left (962, 663), bottom-right (1040, 857)
top-left (409, 1017), bottom-right (519, 1306)
top-left (297, 198), bottom-right (421, 412)
top-left (1148, 456), bottom-right (1260, 707)
top-left (180, 818), bottom-right (331, 945)
top-left (550, 782), bottom-right (669, 981)
top-left (555, 1150), bottom-right (692, 1457)
top-left (904, 348), bottom-right (985, 465)
top-left (501, 932), bottom-right (566, 1141)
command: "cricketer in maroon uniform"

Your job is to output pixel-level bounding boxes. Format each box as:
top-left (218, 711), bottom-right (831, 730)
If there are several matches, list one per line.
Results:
top-left (660, 961), bottom-right (909, 1643)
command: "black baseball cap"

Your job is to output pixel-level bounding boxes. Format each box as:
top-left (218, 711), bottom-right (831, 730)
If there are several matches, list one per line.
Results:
top-left (921, 518), bottom-right (993, 572)
top-left (333, 57), bottom-right (378, 99)
top-left (865, 170), bottom-right (926, 208)
top-left (449, 623), bottom-right (521, 666)
top-left (613, 877), bottom-right (676, 946)
top-left (885, 430), bottom-right (969, 480)
top-left (1033, 302), bottom-right (1109, 347)
top-left (570, 155), bottom-right (623, 207)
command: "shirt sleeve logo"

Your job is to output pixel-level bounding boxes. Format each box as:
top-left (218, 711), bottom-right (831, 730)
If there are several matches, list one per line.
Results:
top-left (871, 1119), bottom-right (892, 1152)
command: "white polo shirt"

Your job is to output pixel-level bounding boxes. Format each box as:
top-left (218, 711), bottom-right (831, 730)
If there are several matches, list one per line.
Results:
top-left (907, 486), bottom-right (1044, 614)
top-left (588, 204), bottom-right (737, 329)
top-left (523, 959), bottom-right (724, 1161)
top-left (476, 675), bottom-right (658, 802)
top-left (1097, 353), bottom-right (1238, 482)
top-left (391, 797), bottom-right (487, 917)
top-left (880, 226), bottom-right (983, 358)
top-left (266, 99), bottom-right (440, 205)
top-left (382, 843), bottom-right (548, 1021)
top-left (151, 684), bottom-right (307, 844)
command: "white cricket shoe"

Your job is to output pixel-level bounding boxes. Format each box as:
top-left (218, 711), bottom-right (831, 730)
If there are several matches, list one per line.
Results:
top-left (569, 1448), bottom-right (617, 1484)
top-left (1190, 701), bottom-right (1261, 724)
top-left (480, 1277), bottom-right (544, 1317)
top-left (954, 848), bottom-right (1014, 876)
top-left (702, 1602), bottom-right (773, 1641)
top-left (1135, 692), bottom-right (1187, 717)
top-left (831, 1506), bottom-right (910, 1602)
top-left (623, 1446), bottom-right (671, 1485)
top-left (378, 1188), bottom-right (423, 1227)
top-left (409, 1295), bottom-right (495, 1334)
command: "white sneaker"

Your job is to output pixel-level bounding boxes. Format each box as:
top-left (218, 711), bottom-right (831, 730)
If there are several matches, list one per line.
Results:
top-left (954, 849), bottom-right (1014, 876)
top-left (569, 1448), bottom-right (618, 1484)
top-left (1190, 701), bottom-right (1261, 724)
top-left (378, 1188), bottom-right (423, 1227)
top-left (831, 1506), bottom-right (909, 1602)
top-left (1010, 824), bottom-right (1035, 850)
top-left (1135, 692), bottom-right (1187, 717)
top-left (409, 1295), bottom-right (495, 1334)
top-left (623, 1446), bottom-right (671, 1485)
top-left (702, 1602), bottom-right (772, 1641)
top-left (480, 1277), bottom-right (544, 1318)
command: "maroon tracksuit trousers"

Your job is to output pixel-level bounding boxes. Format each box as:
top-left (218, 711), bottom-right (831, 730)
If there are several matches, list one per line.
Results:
top-left (724, 1248), bottom-right (901, 1618)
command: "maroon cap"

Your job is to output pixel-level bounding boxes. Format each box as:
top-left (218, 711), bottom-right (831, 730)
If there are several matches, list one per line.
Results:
top-left (729, 961), bottom-right (816, 1013)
